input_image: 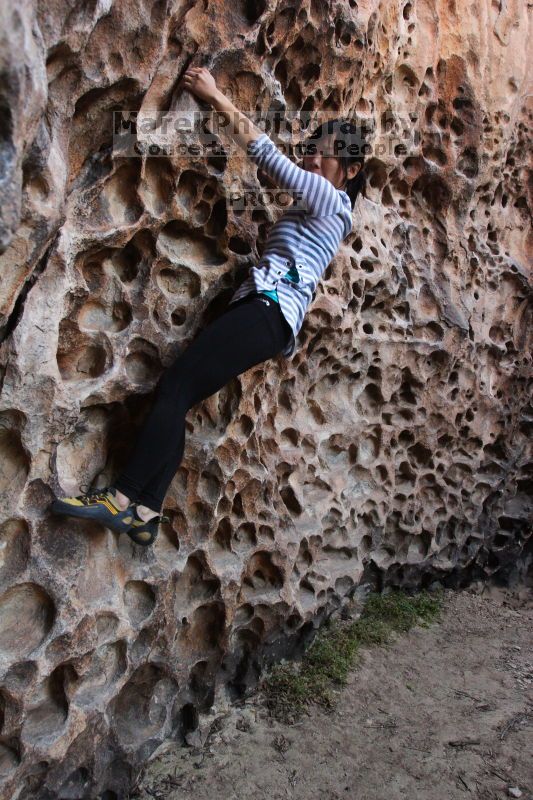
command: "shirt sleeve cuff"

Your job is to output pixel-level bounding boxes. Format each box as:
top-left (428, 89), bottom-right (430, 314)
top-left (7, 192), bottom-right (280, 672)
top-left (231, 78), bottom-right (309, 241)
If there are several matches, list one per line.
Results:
top-left (247, 132), bottom-right (272, 157)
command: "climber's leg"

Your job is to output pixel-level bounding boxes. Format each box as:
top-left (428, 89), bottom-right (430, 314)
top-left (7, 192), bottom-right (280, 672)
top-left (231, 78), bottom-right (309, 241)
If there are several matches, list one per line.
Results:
top-left (113, 293), bottom-right (291, 513)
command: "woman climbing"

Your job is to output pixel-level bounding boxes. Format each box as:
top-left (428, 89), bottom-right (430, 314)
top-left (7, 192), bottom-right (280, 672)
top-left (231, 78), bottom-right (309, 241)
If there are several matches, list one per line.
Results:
top-left (50, 67), bottom-right (369, 546)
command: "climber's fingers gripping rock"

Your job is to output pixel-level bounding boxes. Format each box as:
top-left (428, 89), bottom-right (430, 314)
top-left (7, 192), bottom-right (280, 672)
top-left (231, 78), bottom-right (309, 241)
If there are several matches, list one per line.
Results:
top-left (181, 66), bottom-right (218, 104)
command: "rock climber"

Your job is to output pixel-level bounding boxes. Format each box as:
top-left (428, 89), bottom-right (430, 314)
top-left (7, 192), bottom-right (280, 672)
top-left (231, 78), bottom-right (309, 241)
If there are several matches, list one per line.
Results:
top-left (50, 66), bottom-right (369, 546)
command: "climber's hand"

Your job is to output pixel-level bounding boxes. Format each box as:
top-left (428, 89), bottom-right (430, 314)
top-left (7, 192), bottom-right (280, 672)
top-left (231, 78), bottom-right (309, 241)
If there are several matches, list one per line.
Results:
top-left (181, 66), bottom-right (218, 104)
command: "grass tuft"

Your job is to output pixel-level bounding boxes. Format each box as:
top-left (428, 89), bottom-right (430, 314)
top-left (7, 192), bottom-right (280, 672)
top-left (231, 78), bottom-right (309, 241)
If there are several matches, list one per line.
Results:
top-left (261, 587), bottom-right (445, 723)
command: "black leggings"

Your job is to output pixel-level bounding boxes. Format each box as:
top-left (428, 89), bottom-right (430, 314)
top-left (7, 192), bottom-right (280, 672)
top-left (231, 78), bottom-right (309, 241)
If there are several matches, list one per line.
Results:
top-left (113, 292), bottom-right (292, 511)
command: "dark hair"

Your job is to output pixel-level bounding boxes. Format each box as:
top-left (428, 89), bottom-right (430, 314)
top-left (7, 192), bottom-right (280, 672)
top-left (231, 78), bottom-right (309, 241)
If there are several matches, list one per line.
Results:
top-left (303, 118), bottom-right (370, 209)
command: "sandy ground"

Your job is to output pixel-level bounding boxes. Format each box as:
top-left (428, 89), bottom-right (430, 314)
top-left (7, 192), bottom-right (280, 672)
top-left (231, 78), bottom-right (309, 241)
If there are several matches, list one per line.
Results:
top-left (130, 583), bottom-right (533, 800)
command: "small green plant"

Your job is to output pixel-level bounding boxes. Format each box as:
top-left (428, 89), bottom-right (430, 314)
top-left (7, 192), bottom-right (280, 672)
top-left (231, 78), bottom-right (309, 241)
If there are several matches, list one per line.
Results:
top-left (261, 586), bottom-right (445, 723)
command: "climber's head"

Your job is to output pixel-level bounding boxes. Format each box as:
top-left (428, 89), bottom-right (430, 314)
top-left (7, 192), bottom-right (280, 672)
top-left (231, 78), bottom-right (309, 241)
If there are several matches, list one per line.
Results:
top-left (301, 118), bottom-right (370, 209)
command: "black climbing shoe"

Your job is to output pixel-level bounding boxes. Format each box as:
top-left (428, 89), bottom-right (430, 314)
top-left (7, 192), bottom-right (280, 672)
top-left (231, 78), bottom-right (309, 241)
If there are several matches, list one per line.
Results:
top-left (50, 484), bottom-right (139, 536)
top-left (124, 505), bottom-right (170, 547)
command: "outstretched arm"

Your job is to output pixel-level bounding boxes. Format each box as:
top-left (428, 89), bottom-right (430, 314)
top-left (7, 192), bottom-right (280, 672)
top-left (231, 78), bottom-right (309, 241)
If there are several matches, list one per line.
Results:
top-left (180, 66), bottom-right (263, 150)
top-left (180, 67), bottom-right (344, 216)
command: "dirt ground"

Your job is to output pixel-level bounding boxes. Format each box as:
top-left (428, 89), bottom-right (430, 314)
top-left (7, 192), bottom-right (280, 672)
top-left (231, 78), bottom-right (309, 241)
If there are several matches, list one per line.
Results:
top-left (131, 582), bottom-right (533, 800)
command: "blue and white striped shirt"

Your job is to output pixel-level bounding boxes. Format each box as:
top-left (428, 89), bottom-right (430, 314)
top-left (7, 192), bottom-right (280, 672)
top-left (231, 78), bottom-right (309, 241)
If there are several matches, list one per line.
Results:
top-left (228, 132), bottom-right (353, 358)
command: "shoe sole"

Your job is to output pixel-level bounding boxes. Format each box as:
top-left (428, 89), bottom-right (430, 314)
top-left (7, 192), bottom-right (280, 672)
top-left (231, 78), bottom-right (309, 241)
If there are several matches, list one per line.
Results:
top-left (125, 527), bottom-right (158, 547)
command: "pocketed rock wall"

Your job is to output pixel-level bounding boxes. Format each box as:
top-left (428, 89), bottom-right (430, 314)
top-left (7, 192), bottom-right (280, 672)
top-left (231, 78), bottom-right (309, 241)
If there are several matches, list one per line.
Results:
top-left (0, 1), bottom-right (531, 797)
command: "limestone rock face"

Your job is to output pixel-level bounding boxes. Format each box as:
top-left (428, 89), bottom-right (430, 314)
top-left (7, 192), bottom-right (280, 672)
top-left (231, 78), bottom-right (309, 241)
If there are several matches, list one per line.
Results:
top-left (0, 1), bottom-right (532, 797)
